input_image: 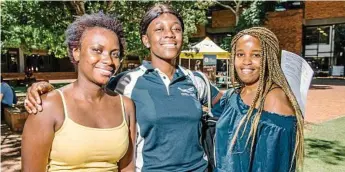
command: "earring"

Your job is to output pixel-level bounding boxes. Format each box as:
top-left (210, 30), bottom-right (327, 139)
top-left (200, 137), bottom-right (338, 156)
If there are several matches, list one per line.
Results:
top-left (146, 44), bottom-right (150, 48)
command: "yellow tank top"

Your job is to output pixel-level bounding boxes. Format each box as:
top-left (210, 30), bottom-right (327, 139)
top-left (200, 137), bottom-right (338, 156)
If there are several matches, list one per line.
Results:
top-left (48, 89), bottom-right (129, 172)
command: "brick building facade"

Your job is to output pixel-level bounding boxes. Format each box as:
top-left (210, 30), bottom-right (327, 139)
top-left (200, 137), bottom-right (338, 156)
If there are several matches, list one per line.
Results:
top-left (193, 1), bottom-right (345, 76)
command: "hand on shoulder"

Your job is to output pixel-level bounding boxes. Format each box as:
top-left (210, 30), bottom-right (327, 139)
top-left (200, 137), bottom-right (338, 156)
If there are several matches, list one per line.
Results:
top-left (263, 86), bottom-right (295, 116)
top-left (26, 90), bottom-right (64, 129)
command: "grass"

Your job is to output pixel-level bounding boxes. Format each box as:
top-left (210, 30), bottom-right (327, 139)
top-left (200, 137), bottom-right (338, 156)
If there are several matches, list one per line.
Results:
top-left (304, 116), bottom-right (345, 171)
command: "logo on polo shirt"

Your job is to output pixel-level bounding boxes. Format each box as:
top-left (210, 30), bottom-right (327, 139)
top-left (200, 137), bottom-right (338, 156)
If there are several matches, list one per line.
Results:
top-left (178, 87), bottom-right (196, 97)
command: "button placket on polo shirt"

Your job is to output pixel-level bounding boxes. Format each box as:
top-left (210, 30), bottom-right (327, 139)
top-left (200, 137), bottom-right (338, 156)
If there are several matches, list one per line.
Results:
top-left (155, 69), bottom-right (171, 95)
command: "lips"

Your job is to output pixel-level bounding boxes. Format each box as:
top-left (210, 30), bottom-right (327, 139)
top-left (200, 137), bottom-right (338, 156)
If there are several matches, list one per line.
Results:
top-left (95, 67), bottom-right (113, 76)
top-left (161, 43), bottom-right (177, 48)
top-left (241, 68), bottom-right (255, 74)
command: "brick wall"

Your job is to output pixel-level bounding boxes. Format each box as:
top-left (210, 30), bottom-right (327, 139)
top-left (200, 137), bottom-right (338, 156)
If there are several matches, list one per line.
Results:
top-left (265, 9), bottom-right (303, 55)
top-left (305, 1), bottom-right (345, 20)
top-left (192, 24), bottom-right (206, 37)
top-left (212, 10), bottom-right (236, 28)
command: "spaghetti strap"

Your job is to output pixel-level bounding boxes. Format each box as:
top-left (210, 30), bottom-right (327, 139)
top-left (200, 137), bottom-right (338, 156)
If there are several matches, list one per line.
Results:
top-left (56, 89), bottom-right (69, 118)
top-left (119, 95), bottom-right (128, 126)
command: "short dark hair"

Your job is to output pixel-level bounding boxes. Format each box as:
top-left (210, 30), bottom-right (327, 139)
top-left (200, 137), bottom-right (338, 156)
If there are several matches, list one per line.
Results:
top-left (65, 12), bottom-right (125, 63)
top-left (139, 4), bottom-right (184, 37)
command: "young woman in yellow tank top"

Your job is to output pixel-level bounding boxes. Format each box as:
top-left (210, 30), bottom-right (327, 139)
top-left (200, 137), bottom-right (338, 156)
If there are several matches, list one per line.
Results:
top-left (21, 12), bottom-right (136, 172)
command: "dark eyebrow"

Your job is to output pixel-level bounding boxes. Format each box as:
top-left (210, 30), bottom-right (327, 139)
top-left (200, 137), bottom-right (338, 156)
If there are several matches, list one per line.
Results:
top-left (252, 50), bottom-right (262, 52)
top-left (91, 43), bottom-right (104, 48)
top-left (154, 21), bottom-right (181, 26)
top-left (172, 21), bottom-right (181, 25)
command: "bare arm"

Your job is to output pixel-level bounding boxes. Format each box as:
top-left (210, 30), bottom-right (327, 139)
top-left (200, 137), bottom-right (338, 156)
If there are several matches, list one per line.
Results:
top-left (119, 97), bottom-right (136, 172)
top-left (0, 93), bottom-right (3, 102)
top-left (212, 92), bottom-right (223, 107)
top-left (24, 81), bottom-right (55, 114)
top-left (21, 92), bottom-right (58, 172)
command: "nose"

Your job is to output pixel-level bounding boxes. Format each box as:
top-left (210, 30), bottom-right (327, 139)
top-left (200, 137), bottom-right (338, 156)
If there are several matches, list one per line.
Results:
top-left (101, 52), bottom-right (113, 65)
top-left (163, 28), bottom-right (175, 38)
top-left (243, 55), bottom-right (252, 65)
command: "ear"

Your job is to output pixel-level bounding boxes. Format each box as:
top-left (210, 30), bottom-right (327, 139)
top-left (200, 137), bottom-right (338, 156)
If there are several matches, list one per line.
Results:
top-left (142, 35), bottom-right (150, 48)
top-left (72, 48), bottom-right (80, 62)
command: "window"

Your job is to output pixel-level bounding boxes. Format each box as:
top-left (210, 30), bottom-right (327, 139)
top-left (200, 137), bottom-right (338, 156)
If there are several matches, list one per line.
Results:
top-left (305, 26), bottom-right (330, 45)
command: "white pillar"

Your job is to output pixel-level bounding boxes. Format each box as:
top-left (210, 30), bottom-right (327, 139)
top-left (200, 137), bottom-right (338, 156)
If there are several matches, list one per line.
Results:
top-left (19, 46), bottom-right (25, 73)
top-left (188, 59), bottom-right (190, 70)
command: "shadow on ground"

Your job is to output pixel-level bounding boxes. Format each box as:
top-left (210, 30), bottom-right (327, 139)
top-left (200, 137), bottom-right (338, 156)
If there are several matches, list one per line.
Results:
top-left (311, 78), bottom-right (345, 86)
top-left (1, 121), bottom-right (22, 172)
top-left (305, 138), bottom-right (345, 165)
top-left (309, 85), bottom-right (332, 90)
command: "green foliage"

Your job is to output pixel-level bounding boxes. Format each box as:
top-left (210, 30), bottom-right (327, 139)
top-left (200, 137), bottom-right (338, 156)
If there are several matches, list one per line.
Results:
top-left (1, 1), bottom-right (74, 57)
top-left (1, 0), bottom-right (211, 59)
top-left (236, 0), bottom-right (268, 32)
top-left (219, 36), bottom-right (232, 52)
top-left (211, 0), bottom-right (273, 52)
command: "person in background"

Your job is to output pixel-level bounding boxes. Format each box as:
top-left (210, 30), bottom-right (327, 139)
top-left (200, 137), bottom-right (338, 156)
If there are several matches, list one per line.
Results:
top-left (24, 4), bottom-right (223, 172)
top-left (1, 76), bottom-right (17, 119)
top-left (21, 12), bottom-right (136, 172)
top-left (215, 27), bottom-right (304, 172)
top-left (195, 60), bottom-right (201, 71)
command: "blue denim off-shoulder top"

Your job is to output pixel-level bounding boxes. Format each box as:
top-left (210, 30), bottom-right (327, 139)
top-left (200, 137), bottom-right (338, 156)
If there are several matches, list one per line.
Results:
top-left (215, 89), bottom-right (297, 172)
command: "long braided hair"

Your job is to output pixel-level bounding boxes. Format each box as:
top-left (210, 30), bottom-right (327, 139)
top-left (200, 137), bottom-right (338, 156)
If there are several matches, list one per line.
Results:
top-left (229, 27), bottom-right (304, 171)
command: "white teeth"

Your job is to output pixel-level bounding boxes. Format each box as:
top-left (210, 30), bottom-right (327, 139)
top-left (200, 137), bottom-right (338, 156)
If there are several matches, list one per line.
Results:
top-left (162, 44), bottom-right (176, 48)
top-left (242, 69), bottom-right (253, 74)
top-left (98, 68), bottom-right (112, 76)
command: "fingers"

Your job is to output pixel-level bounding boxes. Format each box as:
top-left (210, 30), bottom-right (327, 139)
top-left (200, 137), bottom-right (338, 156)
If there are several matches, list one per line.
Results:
top-left (24, 81), bottom-right (54, 114)
top-left (25, 86), bottom-right (39, 114)
top-left (24, 98), bottom-right (36, 114)
top-left (24, 86), bottom-right (37, 114)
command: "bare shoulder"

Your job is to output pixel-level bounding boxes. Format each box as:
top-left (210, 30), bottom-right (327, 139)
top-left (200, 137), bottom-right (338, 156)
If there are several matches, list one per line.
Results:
top-left (25, 90), bottom-right (64, 129)
top-left (42, 90), bottom-right (63, 109)
top-left (122, 96), bottom-right (135, 117)
top-left (263, 87), bottom-right (295, 116)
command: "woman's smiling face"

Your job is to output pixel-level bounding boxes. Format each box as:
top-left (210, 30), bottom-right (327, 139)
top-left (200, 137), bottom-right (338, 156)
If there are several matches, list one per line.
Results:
top-left (142, 13), bottom-right (183, 61)
top-left (234, 34), bottom-right (262, 86)
top-left (74, 27), bottom-right (121, 85)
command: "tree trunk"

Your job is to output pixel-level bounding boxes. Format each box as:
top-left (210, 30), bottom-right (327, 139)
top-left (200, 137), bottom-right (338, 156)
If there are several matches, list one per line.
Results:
top-left (215, 0), bottom-right (242, 26)
top-left (70, 1), bottom-right (85, 16)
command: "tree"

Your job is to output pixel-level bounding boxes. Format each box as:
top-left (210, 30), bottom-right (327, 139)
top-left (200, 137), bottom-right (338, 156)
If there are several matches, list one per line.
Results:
top-left (1, 0), bottom-right (212, 60)
top-left (213, 0), bottom-right (246, 26)
top-left (212, 0), bottom-right (275, 31)
top-left (1, 1), bottom-right (74, 57)
top-left (211, 0), bottom-right (275, 51)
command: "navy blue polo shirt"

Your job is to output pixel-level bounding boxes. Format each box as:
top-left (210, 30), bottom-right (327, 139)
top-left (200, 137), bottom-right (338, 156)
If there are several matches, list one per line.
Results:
top-left (115, 61), bottom-right (220, 172)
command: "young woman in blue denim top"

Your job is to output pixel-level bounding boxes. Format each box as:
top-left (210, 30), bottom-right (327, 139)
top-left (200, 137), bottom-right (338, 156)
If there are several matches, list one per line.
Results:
top-left (215, 27), bottom-right (304, 172)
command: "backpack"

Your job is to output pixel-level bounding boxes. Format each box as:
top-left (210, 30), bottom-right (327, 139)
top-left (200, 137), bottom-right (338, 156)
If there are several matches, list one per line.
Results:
top-left (186, 70), bottom-right (234, 171)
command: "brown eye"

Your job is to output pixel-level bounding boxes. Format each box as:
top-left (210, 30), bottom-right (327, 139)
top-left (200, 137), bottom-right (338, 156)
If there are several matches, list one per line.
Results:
top-left (155, 28), bottom-right (163, 32)
top-left (110, 51), bottom-right (120, 59)
top-left (236, 53), bottom-right (244, 57)
top-left (92, 48), bottom-right (102, 54)
top-left (253, 54), bottom-right (261, 58)
top-left (172, 27), bottom-right (182, 32)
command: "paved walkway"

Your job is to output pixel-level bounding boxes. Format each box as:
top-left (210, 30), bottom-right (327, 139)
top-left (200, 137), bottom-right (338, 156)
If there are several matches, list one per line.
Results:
top-left (305, 78), bottom-right (345, 124)
top-left (1, 121), bottom-right (21, 172)
top-left (1, 77), bottom-right (344, 171)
